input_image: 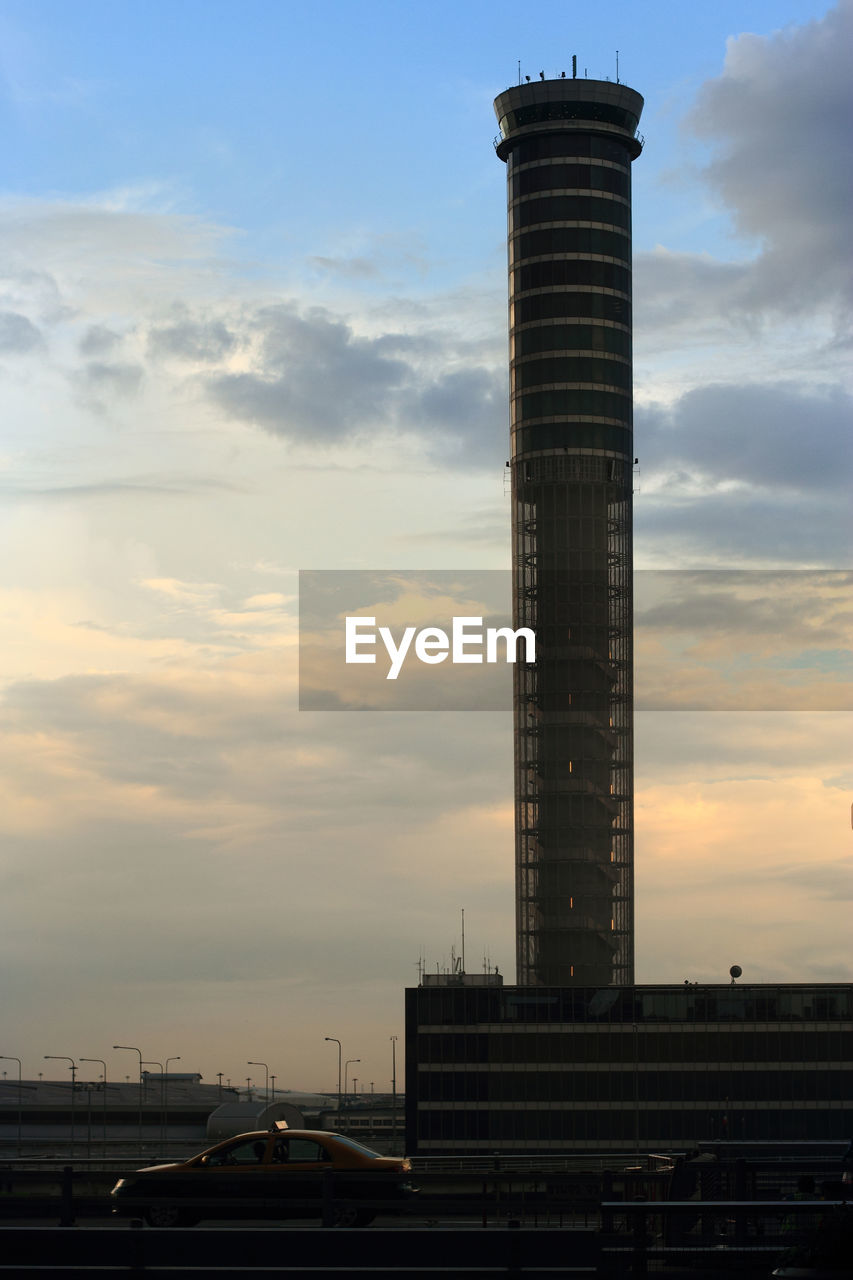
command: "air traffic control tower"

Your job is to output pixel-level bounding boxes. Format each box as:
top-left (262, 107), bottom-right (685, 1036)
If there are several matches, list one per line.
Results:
top-left (494, 72), bottom-right (643, 988)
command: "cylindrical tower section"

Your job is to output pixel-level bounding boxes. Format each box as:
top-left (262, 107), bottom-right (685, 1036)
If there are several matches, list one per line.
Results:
top-left (494, 75), bottom-right (643, 987)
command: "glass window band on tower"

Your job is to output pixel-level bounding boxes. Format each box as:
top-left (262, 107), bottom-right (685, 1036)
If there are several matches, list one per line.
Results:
top-left (494, 76), bottom-right (644, 988)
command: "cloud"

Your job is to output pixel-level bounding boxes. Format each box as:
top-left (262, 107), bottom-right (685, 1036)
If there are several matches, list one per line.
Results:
top-left (635, 764), bottom-right (853, 982)
top-left (638, 382), bottom-right (853, 493)
top-left (79, 325), bottom-right (123, 356)
top-left (689, 0), bottom-right (853, 323)
top-left (208, 304), bottom-right (409, 441)
top-left (141, 577), bottom-right (222, 604)
top-left (205, 301), bottom-right (506, 468)
top-left (637, 571), bottom-right (853, 646)
top-left (0, 310), bottom-right (42, 353)
top-left (635, 249), bottom-right (751, 335)
top-left (633, 571), bottom-right (853, 712)
top-left (308, 255), bottom-right (381, 280)
top-left (0, 197), bottom-right (229, 268)
top-left (635, 488), bottom-right (850, 568)
top-left (148, 317), bottom-right (236, 363)
top-left (0, 663), bottom-right (514, 999)
top-left (80, 360), bottom-right (144, 398)
top-left (414, 366), bottom-right (506, 468)
top-left (634, 381), bottom-right (853, 566)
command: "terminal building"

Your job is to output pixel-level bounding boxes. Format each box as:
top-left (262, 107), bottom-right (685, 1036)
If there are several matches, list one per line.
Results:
top-left (405, 982), bottom-right (853, 1153)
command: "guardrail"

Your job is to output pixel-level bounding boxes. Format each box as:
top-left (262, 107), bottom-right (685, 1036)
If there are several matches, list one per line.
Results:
top-left (1, 1225), bottom-right (603, 1277)
top-left (0, 1163), bottom-right (672, 1229)
top-left (600, 1198), bottom-right (853, 1277)
top-left (2, 1176), bottom-right (851, 1275)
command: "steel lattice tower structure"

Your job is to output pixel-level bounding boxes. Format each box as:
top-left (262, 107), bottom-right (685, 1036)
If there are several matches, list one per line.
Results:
top-left (494, 74), bottom-right (643, 987)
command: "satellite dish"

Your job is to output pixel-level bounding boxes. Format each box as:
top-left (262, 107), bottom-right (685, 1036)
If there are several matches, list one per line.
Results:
top-left (730, 964), bottom-right (742, 984)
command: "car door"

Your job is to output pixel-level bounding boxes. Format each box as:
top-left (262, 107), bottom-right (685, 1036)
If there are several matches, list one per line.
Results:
top-left (270, 1136), bottom-right (331, 1214)
top-left (198, 1135), bottom-right (274, 1208)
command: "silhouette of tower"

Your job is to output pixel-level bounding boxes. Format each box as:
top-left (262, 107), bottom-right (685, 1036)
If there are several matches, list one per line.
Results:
top-left (494, 73), bottom-right (643, 986)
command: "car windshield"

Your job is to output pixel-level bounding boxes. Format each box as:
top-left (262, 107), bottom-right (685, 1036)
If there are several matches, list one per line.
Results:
top-left (330, 1135), bottom-right (383, 1158)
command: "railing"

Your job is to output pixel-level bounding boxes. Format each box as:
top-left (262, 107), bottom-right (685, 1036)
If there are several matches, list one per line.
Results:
top-left (601, 1198), bottom-right (852, 1275)
top-left (412, 1151), bottom-right (675, 1174)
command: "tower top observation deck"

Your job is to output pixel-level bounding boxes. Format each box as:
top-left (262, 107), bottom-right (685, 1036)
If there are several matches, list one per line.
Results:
top-left (494, 76), bottom-right (644, 162)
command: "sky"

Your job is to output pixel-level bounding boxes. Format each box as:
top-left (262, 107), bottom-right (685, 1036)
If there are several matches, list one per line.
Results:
top-left (0, 0), bottom-right (851, 1099)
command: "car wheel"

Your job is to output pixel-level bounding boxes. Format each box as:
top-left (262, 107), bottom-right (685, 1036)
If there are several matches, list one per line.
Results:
top-left (144, 1204), bottom-right (194, 1228)
top-left (333, 1207), bottom-right (375, 1228)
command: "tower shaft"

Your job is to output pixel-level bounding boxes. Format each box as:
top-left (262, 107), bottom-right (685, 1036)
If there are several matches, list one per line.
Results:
top-left (494, 76), bottom-right (643, 986)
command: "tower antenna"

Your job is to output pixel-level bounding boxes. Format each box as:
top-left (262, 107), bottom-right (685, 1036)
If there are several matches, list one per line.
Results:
top-left (616, 50), bottom-right (620, 83)
top-left (461, 907), bottom-right (465, 974)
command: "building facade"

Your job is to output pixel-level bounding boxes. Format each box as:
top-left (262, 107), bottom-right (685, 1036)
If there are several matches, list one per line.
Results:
top-left (405, 983), bottom-right (853, 1153)
top-left (494, 76), bottom-right (644, 987)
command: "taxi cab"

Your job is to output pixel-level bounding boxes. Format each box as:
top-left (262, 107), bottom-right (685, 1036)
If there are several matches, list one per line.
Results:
top-left (111, 1126), bottom-right (415, 1227)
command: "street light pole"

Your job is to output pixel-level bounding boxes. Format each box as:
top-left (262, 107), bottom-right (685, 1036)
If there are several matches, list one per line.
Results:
top-left (344, 1059), bottom-right (360, 1126)
top-left (324, 1038), bottom-right (342, 1122)
top-left (0, 1057), bottom-right (22, 1156)
top-left (164, 1057), bottom-right (180, 1149)
top-left (390, 1036), bottom-right (398, 1151)
top-left (113, 1046), bottom-right (143, 1146)
top-left (143, 1061), bottom-right (165, 1149)
top-left (80, 1059), bottom-right (108, 1147)
top-left (248, 1061), bottom-right (269, 1105)
top-left (45, 1056), bottom-right (77, 1152)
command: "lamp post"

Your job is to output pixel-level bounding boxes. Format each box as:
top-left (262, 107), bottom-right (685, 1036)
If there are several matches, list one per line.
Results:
top-left (248, 1061), bottom-right (269, 1105)
top-left (0, 1057), bottom-right (22, 1155)
top-left (143, 1061), bottom-right (165, 1149)
top-left (344, 1059), bottom-right (360, 1125)
top-left (45, 1056), bottom-right (77, 1152)
top-left (80, 1059), bottom-right (108, 1148)
top-left (324, 1038), bottom-right (342, 1120)
top-left (390, 1036), bottom-right (398, 1151)
top-left (270, 1074), bottom-right (276, 1105)
top-left (164, 1057), bottom-right (180, 1147)
top-left (113, 1046), bottom-right (143, 1146)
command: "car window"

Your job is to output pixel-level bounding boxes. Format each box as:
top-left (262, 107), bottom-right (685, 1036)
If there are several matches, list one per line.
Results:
top-left (327, 1134), bottom-right (381, 1158)
top-left (275, 1138), bottom-right (328, 1163)
top-left (207, 1137), bottom-right (269, 1165)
